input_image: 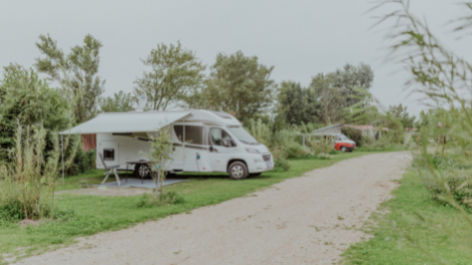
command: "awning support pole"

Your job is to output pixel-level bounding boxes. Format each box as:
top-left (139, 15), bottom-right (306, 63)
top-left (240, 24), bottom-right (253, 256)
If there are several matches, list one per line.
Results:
top-left (61, 134), bottom-right (64, 185)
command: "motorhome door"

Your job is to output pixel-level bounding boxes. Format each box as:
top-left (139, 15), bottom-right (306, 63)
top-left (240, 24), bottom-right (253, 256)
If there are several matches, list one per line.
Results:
top-left (208, 127), bottom-right (238, 172)
top-left (99, 141), bottom-right (119, 167)
top-left (172, 125), bottom-right (185, 168)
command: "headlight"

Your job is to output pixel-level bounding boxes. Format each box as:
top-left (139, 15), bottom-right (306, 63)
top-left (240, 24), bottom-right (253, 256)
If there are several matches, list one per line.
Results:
top-left (245, 148), bottom-right (261, 154)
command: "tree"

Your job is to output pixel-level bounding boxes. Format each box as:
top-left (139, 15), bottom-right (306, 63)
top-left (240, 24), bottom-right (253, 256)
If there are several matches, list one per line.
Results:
top-left (199, 51), bottom-right (275, 122)
top-left (0, 64), bottom-right (74, 155)
top-left (99, 91), bottom-right (135, 112)
top-left (310, 73), bottom-right (342, 124)
top-left (35, 34), bottom-right (105, 123)
top-left (387, 104), bottom-right (415, 129)
top-left (134, 42), bottom-right (205, 111)
top-left (331, 63), bottom-right (374, 107)
top-left (277, 81), bottom-right (319, 125)
top-left (148, 127), bottom-right (173, 200)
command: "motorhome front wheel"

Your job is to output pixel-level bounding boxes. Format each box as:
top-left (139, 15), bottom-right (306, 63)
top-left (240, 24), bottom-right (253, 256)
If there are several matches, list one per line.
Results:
top-left (228, 161), bottom-right (248, 180)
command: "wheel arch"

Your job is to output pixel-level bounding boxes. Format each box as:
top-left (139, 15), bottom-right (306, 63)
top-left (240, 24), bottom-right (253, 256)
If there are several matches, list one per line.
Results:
top-left (227, 159), bottom-right (248, 172)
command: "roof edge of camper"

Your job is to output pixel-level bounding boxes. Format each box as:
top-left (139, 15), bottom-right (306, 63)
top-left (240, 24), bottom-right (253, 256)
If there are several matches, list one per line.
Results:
top-left (60, 111), bottom-right (193, 135)
top-left (59, 109), bottom-right (242, 135)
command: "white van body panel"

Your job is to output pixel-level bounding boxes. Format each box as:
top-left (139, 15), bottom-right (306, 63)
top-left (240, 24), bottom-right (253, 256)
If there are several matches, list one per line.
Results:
top-left (95, 110), bottom-right (274, 175)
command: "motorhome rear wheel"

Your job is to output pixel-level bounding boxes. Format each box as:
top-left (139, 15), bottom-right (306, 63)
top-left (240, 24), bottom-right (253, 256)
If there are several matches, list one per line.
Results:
top-left (134, 164), bottom-right (151, 178)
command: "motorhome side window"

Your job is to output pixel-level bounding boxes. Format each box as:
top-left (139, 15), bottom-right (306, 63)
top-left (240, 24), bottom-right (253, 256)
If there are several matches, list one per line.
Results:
top-left (173, 125), bottom-right (205, 145)
top-left (103, 149), bottom-right (115, 161)
top-left (210, 128), bottom-right (235, 147)
top-left (185, 126), bottom-right (204, 145)
top-left (174, 125), bottom-right (184, 142)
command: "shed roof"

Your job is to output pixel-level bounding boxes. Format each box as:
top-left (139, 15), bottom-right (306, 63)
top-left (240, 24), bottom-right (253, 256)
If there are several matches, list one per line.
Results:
top-left (312, 124), bottom-right (342, 136)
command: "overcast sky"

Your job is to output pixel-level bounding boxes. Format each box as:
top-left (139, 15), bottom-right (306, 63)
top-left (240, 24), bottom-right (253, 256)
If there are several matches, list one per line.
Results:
top-left (0, 0), bottom-right (469, 117)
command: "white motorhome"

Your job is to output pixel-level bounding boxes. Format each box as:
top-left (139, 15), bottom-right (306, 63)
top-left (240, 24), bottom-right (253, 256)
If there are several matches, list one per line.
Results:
top-left (61, 110), bottom-right (274, 180)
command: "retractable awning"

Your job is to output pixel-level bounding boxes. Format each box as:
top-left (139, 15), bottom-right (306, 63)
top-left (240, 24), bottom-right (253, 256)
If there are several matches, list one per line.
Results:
top-left (60, 111), bottom-right (191, 135)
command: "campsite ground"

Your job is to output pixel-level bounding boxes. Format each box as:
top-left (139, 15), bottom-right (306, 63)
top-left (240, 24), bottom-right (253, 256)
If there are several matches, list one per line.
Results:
top-left (4, 152), bottom-right (411, 264)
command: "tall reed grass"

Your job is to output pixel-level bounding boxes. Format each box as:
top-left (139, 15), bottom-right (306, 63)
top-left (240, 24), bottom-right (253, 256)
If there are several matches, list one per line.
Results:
top-left (0, 123), bottom-right (76, 220)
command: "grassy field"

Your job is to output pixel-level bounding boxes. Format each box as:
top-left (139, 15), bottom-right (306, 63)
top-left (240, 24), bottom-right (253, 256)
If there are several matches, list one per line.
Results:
top-left (0, 151), bottom-right (377, 263)
top-left (341, 167), bottom-right (472, 265)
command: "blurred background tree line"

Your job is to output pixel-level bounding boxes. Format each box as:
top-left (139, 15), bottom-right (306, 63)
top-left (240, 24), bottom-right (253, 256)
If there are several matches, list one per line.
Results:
top-left (0, 33), bottom-right (420, 175)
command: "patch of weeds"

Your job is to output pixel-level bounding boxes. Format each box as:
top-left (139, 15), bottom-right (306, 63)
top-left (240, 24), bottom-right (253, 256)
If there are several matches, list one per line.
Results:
top-left (53, 209), bottom-right (75, 222)
top-left (137, 192), bottom-right (185, 208)
top-left (0, 200), bottom-right (25, 223)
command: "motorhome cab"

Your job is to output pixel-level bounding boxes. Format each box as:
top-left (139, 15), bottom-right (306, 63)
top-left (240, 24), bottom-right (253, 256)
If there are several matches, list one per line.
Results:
top-left (62, 110), bottom-right (274, 180)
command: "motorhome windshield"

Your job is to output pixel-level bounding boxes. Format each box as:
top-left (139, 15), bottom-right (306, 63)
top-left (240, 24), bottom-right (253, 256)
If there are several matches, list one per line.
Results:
top-left (226, 126), bottom-right (259, 145)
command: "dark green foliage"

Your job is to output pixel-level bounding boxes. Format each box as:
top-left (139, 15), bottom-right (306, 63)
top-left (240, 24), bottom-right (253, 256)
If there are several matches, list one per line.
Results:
top-left (35, 34), bottom-right (105, 123)
top-left (0, 200), bottom-right (74, 224)
top-left (0, 64), bottom-right (73, 157)
top-left (67, 148), bottom-right (96, 176)
top-left (342, 127), bottom-right (363, 147)
top-left (0, 199), bottom-right (54, 222)
top-left (331, 63), bottom-right (374, 108)
top-left (134, 41), bottom-right (205, 111)
top-left (137, 191), bottom-right (186, 208)
top-left (285, 142), bottom-right (307, 159)
top-left (310, 73), bottom-right (342, 124)
top-left (430, 175), bottom-right (472, 211)
top-left (277, 81), bottom-right (319, 125)
top-left (387, 104), bottom-right (416, 129)
top-left (273, 156), bottom-right (291, 172)
top-left (199, 51), bottom-right (275, 123)
top-left (0, 199), bottom-right (25, 222)
top-left (99, 91), bottom-right (135, 112)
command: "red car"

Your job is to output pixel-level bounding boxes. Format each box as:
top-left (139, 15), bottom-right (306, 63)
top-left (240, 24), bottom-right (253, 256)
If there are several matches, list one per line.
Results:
top-left (333, 134), bottom-right (356, 152)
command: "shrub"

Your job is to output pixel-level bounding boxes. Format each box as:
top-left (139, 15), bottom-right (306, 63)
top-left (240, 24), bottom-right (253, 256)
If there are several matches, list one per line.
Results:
top-left (430, 175), bottom-right (472, 211)
top-left (285, 142), bottom-right (310, 159)
top-left (0, 124), bottom-right (75, 220)
top-left (271, 147), bottom-right (291, 172)
top-left (67, 148), bottom-right (96, 176)
top-left (341, 127), bottom-right (363, 147)
top-left (0, 199), bottom-right (25, 222)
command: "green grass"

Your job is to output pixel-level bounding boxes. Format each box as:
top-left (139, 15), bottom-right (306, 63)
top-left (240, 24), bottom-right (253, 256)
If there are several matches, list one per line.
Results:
top-left (341, 168), bottom-right (472, 265)
top-left (0, 151), bottom-right (377, 263)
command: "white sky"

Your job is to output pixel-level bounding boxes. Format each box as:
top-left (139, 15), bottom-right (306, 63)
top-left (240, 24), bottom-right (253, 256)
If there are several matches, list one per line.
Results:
top-left (0, 0), bottom-right (469, 117)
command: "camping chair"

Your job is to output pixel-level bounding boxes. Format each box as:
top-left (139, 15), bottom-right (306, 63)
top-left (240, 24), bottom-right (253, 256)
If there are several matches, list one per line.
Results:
top-left (99, 153), bottom-right (121, 186)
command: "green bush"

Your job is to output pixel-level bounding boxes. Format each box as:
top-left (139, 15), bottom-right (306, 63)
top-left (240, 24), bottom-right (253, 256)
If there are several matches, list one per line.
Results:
top-left (341, 127), bottom-right (363, 147)
top-left (271, 147), bottom-right (291, 172)
top-left (0, 199), bottom-right (25, 222)
top-left (430, 175), bottom-right (472, 211)
top-left (285, 142), bottom-right (309, 159)
top-left (67, 148), bottom-right (96, 176)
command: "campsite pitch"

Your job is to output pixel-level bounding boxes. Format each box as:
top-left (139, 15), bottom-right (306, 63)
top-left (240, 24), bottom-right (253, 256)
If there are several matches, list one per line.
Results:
top-left (16, 152), bottom-right (411, 265)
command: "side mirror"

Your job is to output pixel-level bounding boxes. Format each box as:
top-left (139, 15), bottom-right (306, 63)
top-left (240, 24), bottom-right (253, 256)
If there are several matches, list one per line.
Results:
top-left (209, 146), bottom-right (214, 152)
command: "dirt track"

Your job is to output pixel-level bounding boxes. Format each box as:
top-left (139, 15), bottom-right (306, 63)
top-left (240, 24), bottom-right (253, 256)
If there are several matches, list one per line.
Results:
top-left (16, 152), bottom-right (411, 265)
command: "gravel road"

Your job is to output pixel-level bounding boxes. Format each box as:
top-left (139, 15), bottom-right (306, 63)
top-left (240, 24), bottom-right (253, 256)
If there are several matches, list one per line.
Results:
top-left (16, 152), bottom-right (411, 265)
